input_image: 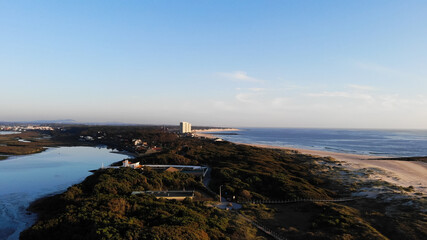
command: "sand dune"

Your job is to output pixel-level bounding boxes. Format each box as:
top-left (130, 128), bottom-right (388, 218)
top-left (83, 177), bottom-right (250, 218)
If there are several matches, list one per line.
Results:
top-left (194, 128), bottom-right (240, 133)
top-left (194, 130), bottom-right (427, 195)
top-left (246, 143), bottom-right (427, 194)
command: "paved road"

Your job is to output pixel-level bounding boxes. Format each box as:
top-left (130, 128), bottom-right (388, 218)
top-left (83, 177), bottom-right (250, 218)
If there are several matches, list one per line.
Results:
top-left (202, 166), bottom-right (242, 210)
top-left (202, 166), bottom-right (212, 187)
top-left (216, 197), bottom-right (242, 210)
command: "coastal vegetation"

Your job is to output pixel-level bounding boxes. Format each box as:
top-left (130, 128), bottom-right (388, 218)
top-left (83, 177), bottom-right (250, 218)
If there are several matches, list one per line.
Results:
top-left (0, 132), bottom-right (46, 156)
top-left (0, 130), bottom-right (91, 159)
top-left (21, 168), bottom-right (259, 240)
top-left (240, 202), bottom-right (389, 240)
top-left (380, 156), bottom-right (427, 163)
top-left (142, 139), bottom-right (336, 201)
top-left (18, 126), bottom-right (427, 239)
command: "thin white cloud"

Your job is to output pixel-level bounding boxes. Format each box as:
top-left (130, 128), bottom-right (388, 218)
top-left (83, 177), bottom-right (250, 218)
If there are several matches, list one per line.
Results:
top-left (203, 83), bottom-right (427, 128)
top-left (306, 89), bottom-right (427, 112)
top-left (306, 91), bottom-right (374, 101)
top-left (234, 87), bottom-right (267, 104)
top-left (235, 93), bottom-right (256, 103)
top-left (271, 97), bottom-right (293, 109)
top-left (354, 61), bottom-right (425, 81)
top-left (348, 84), bottom-right (374, 91)
top-left (248, 88), bottom-right (266, 92)
top-left (376, 94), bottom-right (427, 110)
top-left (212, 101), bottom-right (235, 111)
top-left (355, 62), bottom-right (400, 75)
top-left (307, 92), bottom-right (351, 98)
top-left (218, 71), bottom-right (264, 83)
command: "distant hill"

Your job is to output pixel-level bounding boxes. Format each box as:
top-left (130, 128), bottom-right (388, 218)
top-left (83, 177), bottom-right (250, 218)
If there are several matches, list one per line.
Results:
top-left (0, 119), bottom-right (77, 125)
top-left (0, 120), bottom-right (140, 126)
top-left (31, 119), bottom-right (78, 124)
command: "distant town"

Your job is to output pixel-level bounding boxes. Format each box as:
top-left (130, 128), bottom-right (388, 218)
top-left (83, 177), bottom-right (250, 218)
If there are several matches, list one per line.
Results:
top-left (0, 125), bottom-right (54, 131)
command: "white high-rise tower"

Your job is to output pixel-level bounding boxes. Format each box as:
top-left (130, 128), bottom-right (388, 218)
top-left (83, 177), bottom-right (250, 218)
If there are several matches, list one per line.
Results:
top-left (180, 122), bottom-right (192, 133)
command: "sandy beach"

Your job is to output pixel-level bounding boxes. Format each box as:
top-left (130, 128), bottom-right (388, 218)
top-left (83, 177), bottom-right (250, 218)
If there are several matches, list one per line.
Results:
top-left (194, 129), bottom-right (427, 195)
top-left (194, 128), bottom-right (240, 134)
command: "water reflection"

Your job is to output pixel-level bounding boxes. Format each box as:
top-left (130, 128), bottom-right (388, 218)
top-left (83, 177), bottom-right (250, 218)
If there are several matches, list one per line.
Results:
top-left (0, 146), bottom-right (128, 240)
top-left (0, 131), bottom-right (20, 135)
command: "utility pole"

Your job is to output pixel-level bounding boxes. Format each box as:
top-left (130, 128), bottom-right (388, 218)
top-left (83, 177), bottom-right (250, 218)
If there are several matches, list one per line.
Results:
top-left (219, 185), bottom-right (223, 203)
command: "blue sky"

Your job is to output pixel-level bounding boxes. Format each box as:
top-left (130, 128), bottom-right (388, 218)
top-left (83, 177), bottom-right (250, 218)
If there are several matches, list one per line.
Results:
top-left (1, 1), bottom-right (427, 128)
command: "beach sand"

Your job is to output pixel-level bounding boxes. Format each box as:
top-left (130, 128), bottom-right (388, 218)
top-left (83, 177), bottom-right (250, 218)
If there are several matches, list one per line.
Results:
top-left (194, 128), bottom-right (240, 133)
top-left (194, 129), bottom-right (427, 195)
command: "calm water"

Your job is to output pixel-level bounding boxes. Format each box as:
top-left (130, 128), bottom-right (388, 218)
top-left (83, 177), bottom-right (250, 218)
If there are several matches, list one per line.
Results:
top-left (0, 146), bottom-right (128, 240)
top-left (211, 128), bottom-right (427, 157)
top-left (0, 131), bottom-right (20, 135)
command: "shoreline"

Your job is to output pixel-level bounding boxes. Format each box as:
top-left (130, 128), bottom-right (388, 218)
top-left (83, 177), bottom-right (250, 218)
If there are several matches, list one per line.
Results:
top-left (194, 128), bottom-right (240, 133)
top-left (1, 146), bottom-right (131, 240)
top-left (193, 128), bottom-right (240, 139)
top-left (194, 129), bottom-right (427, 195)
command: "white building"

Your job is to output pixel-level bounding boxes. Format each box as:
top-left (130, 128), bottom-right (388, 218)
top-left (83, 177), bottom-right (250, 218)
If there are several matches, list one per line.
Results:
top-left (180, 122), bottom-right (192, 133)
top-left (133, 139), bottom-right (143, 146)
top-left (122, 160), bottom-right (141, 169)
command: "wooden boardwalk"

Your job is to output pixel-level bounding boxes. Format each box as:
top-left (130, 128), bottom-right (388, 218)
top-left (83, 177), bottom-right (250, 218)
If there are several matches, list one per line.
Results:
top-left (236, 197), bottom-right (362, 239)
top-left (238, 213), bottom-right (286, 240)
top-left (238, 197), bottom-right (358, 205)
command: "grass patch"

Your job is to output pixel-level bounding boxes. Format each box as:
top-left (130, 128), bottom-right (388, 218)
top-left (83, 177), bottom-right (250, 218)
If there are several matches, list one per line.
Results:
top-left (0, 131), bottom-right (88, 156)
top-left (0, 145), bottom-right (46, 155)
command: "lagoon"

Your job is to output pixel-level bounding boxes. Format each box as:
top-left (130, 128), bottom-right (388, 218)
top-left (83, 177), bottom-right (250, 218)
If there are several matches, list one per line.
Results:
top-left (0, 146), bottom-right (128, 240)
top-left (0, 131), bottom-right (20, 135)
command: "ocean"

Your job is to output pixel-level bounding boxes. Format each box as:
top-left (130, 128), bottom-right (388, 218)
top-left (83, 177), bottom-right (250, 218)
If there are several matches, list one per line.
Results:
top-left (208, 128), bottom-right (427, 157)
